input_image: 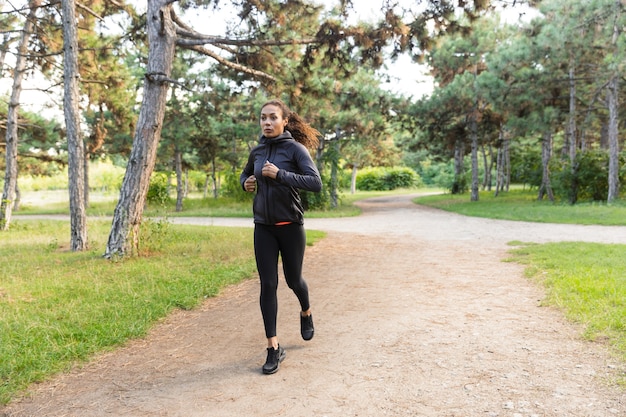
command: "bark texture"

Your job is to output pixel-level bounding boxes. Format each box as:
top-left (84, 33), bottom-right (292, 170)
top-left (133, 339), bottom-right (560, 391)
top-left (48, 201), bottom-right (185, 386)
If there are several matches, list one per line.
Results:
top-left (607, 0), bottom-right (621, 203)
top-left (607, 75), bottom-right (620, 202)
top-left (62, 0), bottom-right (88, 250)
top-left (105, 0), bottom-right (176, 258)
top-left (0, 0), bottom-right (41, 230)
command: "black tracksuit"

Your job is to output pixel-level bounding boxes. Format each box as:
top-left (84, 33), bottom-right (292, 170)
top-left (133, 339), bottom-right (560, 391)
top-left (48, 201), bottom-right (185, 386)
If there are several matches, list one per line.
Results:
top-left (240, 131), bottom-right (322, 338)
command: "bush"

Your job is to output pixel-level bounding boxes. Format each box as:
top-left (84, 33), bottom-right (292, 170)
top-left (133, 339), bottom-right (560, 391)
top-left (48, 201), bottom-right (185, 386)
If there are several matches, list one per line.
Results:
top-left (356, 167), bottom-right (422, 191)
top-left (187, 170), bottom-right (209, 193)
top-left (552, 150), bottom-right (626, 203)
top-left (301, 171), bottom-right (333, 210)
top-left (221, 170), bottom-right (253, 202)
top-left (147, 173), bottom-right (170, 204)
top-left (510, 146), bottom-right (543, 188)
top-left (416, 159), bottom-right (451, 187)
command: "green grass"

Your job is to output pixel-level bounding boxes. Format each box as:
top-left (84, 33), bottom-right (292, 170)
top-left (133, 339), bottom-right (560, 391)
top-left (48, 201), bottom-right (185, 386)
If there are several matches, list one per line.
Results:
top-left (0, 218), bottom-right (324, 405)
top-left (414, 189), bottom-right (626, 226)
top-left (508, 242), bottom-right (626, 364)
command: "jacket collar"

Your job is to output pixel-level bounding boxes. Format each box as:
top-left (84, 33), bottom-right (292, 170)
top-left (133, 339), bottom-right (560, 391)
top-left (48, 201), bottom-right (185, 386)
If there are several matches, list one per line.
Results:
top-left (259, 130), bottom-right (294, 145)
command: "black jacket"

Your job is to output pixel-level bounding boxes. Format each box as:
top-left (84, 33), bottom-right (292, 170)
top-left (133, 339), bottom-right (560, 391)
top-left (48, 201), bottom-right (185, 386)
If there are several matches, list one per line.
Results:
top-left (240, 131), bottom-right (322, 225)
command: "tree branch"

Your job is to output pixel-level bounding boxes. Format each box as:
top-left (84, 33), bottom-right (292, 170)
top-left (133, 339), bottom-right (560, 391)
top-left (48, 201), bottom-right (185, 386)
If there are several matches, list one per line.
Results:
top-left (181, 44), bottom-right (277, 83)
top-left (170, 9), bottom-right (315, 48)
top-left (145, 71), bottom-right (192, 90)
top-left (76, 1), bottom-right (104, 22)
top-left (106, 0), bottom-right (125, 8)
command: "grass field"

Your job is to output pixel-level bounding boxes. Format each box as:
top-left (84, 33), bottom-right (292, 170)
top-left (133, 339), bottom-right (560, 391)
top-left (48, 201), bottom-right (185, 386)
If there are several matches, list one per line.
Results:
top-left (413, 189), bottom-right (626, 226)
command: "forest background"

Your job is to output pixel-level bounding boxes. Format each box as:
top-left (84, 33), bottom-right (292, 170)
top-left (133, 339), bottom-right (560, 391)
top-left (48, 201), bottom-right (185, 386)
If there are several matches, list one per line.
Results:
top-left (1, 0), bottom-right (625, 255)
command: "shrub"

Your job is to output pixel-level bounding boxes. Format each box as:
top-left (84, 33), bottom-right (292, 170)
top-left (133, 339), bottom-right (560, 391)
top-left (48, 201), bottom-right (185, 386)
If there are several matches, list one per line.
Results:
top-left (301, 171), bottom-right (332, 210)
top-left (356, 167), bottom-right (422, 191)
top-left (510, 145), bottom-right (542, 188)
top-left (416, 159), bottom-right (450, 187)
top-left (553, 150), bottom-right (626, 203)
top-left (221, 170), bottom-right (253, 202)
top-left (147, 173), bottom-right (170, 204)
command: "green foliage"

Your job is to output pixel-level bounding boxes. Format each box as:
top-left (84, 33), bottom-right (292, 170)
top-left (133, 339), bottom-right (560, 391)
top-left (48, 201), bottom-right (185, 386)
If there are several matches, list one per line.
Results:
top-left (450, 172), bottom-right (469, 195)
top-left (147, 173), bottom-right (170, 205)
top-left (510, 143), bottom-right (543, 188)
top-left (414, 158), bottom-right (453, 188)
top-left (509, 242), bottom-right (626, 361)
top-left (301, 171), bottom-right (333, 211)
top-left (139, 218), bottom-right (172, 253)
top-left (356, 166), bottom-right (422, 191)
top-left (551, 151), bottom-right (626, 203)
top-left (220, 170), bottom-right (254, 202)
top-left (187, 170), bottom-right (209, 192)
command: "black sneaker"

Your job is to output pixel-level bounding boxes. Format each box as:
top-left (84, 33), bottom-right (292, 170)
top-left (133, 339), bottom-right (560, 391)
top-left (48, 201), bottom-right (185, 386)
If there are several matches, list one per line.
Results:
top-left (300, 313), bottom-right (314, 341)
top-left (262, 345), bottom-right (286, 374)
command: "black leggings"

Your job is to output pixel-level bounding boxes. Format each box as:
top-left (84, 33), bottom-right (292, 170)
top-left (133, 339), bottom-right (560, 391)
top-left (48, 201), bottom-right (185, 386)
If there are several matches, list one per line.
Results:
top-left (254, 223), bottom-right (310, 339)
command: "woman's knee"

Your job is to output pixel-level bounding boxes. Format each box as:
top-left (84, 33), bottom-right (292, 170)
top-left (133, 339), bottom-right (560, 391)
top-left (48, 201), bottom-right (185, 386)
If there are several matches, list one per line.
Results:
top-left (286, 276), bottom-right (307, 293)
top-left (260, 277), bottom-right (278, 294)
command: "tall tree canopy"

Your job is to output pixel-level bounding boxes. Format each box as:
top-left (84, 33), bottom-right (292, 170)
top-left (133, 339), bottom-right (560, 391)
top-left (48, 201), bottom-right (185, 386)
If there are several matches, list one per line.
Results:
top-left (103, 0), bottom-right (515, 258)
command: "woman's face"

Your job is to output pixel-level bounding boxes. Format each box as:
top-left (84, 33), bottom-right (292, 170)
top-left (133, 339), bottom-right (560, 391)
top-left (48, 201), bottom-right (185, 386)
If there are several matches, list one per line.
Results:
top-left (260, 104), bottom-right (288, 138)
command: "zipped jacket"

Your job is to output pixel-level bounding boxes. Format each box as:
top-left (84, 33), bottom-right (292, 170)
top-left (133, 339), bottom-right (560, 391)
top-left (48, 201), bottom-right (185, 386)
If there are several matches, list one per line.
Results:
top-left (240, 131), bottom-right (322, 225)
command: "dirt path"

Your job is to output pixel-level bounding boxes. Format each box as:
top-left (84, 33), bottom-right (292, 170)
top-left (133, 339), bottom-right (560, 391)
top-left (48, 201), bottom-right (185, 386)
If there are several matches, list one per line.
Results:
top-left (3, 195), bottom-right (625, 417)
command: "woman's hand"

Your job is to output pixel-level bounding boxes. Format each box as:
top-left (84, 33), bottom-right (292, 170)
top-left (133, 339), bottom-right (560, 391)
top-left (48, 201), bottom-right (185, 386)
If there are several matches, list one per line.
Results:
top-left (262, 160), bottom-right (279, 179)
top-left (244, 175), bottom-right (257, 192)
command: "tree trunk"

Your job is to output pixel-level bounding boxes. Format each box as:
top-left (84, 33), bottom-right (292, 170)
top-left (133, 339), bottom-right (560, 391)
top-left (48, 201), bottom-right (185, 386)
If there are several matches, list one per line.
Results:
top-left (503, 129), bottom-right (510, 192)
top-left (567, 61), bottom-right (579, 205)
top-left (175, 148), bottom-right (183, 212)
top-left (607, 74), bottom-right (619, 203)
top-left (452, 137), bottom-right (465, 194)
top-left (330, 139), bottom-right (339, 209)
top-left (495, 145), bottom-right (502, 197)
top-left (350, 165), bottom-right (358, 194)
top-left (607, 0), bottom-right (621, 203)
top-left (481, 144), bottom-right (490, 191)
top-left (1, 0), bottom-right (41, 231)
top-left (0, 35), bottom-right (10, 70)
top-left (494, 125), bottom-right (505, 197)
top-left (330, 128), bottom-right (340, 209)
top-left (538, 130), bottom-right (554, 202)
top-left (105, 0), bottom-right (176, 258)
top-left (84, 153), bottom-right (90, 208)
top-left (13, 183), bottom-right (21, 211)
top-left (63, 0), bottom-right (88, 251)
top-left (567, 62), bottom-right (577, 165)
top-left (203, 174), bottom-right (209, 198)
top-left (211, 159), bottom-right (218, 199)
top-left (469, 113), bottom-right (479, 202)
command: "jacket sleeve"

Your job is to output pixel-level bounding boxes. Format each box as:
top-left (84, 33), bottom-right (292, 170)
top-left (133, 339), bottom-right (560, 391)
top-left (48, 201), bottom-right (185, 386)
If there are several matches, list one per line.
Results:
top-left (276, 145), bottom-right (322, 192)
top-left (240, 152), bottom-right (255, 191)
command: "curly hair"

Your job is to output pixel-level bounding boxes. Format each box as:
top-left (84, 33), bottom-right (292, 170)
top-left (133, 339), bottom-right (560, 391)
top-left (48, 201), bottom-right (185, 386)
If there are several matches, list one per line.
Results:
top-left (261, 99), bottom-right (320, 150)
